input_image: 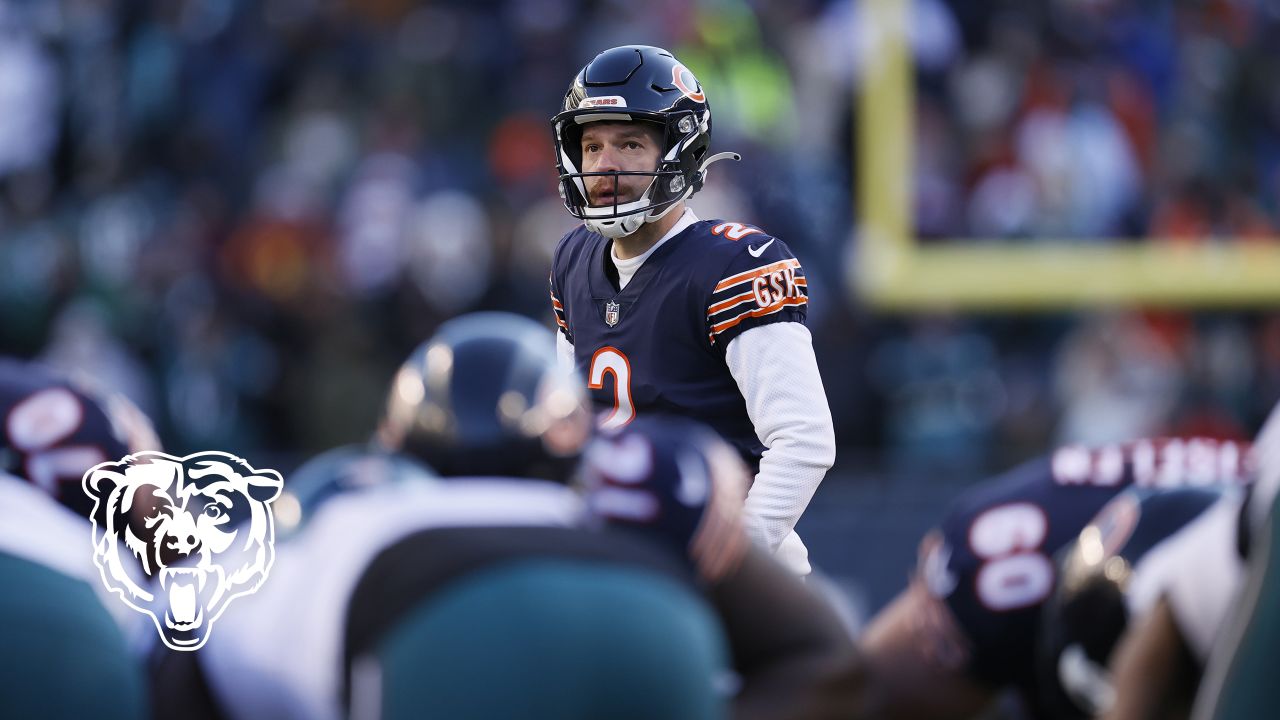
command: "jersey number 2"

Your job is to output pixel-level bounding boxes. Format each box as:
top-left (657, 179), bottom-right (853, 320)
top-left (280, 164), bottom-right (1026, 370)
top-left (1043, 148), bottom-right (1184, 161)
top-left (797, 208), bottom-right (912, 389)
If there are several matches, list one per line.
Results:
top-left (588, 347), bottom-right (634, 430)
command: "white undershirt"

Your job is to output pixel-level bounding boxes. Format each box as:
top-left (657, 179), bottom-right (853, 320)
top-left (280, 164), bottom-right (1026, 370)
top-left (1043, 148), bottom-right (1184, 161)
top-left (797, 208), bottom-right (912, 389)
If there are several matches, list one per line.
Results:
top-left (612, 208), bottom-right (698, 290)
top-left (725, 323), bottom-right (834, 572)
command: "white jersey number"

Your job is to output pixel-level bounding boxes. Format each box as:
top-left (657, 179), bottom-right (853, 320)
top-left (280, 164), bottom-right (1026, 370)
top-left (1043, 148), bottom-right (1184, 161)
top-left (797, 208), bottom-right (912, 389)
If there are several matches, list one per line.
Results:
top-left (969, 502), bottom-right (1055, 611)
top-left (5, 387), bottom-right (106, 495)
top-left (588, 347), bottom-right (635, 430)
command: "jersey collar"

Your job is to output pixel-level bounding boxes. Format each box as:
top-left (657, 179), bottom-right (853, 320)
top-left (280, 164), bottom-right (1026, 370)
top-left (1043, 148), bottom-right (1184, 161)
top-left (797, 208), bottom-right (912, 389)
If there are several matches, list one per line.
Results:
top-left (590, 209), bottom-right (700, 300)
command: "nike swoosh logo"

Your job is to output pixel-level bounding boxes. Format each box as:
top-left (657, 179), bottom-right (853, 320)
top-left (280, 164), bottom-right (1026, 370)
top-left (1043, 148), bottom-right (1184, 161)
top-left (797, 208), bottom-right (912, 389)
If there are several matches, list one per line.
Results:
top-left (747, 238), bottom-right (774, 257)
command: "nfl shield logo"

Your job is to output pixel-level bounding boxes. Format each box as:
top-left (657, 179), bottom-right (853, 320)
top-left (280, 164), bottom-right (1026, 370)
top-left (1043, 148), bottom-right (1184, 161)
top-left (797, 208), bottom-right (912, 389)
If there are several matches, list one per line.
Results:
top-left (604, 301), bottom-right (621, 327)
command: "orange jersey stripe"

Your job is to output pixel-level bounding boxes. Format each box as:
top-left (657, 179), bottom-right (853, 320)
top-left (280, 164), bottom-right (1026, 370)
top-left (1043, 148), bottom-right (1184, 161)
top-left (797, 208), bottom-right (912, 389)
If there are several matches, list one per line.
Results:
top-left (713, 259), bottom-right (800, 292)
top-left (706, 291), bottom-right (755, 316)
top-left (707, 295), bottom-right (757, 318)
top-left (709, 283), bottom-right (806, 317)
top-left (710, 296), bottom-right (807, 335)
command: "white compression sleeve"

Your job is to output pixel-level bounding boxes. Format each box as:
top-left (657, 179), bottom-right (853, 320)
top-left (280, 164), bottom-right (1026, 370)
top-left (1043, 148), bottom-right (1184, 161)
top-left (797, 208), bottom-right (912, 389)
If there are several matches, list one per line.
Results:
top-left (725, 322), bottom-right (836, 558)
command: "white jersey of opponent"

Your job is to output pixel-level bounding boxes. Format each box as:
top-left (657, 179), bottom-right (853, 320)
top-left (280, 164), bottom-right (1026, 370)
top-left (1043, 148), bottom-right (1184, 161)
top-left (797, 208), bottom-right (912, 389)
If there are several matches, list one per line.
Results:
top-left (1126, 493), bottom-right (1245, 663)
top-left (1140, 400), bottom-right (1280, 662)
top-left (0, 472), bottom-right (148, 638)
top-left (198, 478), bottom-right (583, 720)
top-left (1248, 400), bottom-right (1280, 541)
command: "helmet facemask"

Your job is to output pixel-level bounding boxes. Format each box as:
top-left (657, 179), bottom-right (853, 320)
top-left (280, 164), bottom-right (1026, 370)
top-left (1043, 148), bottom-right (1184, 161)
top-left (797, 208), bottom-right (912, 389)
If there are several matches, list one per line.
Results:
top-left (553, 108), bottom-right (710, 238)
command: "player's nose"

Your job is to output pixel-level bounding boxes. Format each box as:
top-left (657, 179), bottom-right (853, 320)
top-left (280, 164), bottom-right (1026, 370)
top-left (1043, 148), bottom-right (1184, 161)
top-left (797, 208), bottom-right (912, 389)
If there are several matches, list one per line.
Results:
top-left (592, 145), bottom-right (623, 173)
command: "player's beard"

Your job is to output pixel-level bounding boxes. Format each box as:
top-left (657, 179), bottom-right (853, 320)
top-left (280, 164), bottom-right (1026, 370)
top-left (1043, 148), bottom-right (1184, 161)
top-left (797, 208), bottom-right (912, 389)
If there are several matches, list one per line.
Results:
top-left (588, 174), bottom-right (650, 208)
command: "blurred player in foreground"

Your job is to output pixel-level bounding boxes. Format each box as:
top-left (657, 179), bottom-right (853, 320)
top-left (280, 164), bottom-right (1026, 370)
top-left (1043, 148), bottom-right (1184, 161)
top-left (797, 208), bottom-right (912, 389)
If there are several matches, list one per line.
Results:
top-left (154, 312), bottom-right (852, 719)
top-left (809, 437), bottom-right (1251, 719)
top-left (1101, 400), bottom-right (1280, 720)
top-left (0, 358), bottom-right (160, 720)
top-left (1039, 484), bottom-right (1234, 719)
top-left (1192, 404), bottom-right (1280, 719)
top-left (578, 415), bottom-right (861, 720)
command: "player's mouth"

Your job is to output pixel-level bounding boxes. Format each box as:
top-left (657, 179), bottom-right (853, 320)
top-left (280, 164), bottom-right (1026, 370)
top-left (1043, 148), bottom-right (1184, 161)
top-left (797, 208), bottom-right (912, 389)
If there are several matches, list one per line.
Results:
top-left (590, 189), bottom-right (632, 207)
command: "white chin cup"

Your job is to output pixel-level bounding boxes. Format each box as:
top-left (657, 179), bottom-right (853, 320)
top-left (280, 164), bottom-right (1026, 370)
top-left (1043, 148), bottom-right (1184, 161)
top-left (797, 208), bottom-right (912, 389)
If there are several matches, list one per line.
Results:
top-left (586, 213), bottom-right (647, 238)
top-left (581, 192), bottom-right (654, 238)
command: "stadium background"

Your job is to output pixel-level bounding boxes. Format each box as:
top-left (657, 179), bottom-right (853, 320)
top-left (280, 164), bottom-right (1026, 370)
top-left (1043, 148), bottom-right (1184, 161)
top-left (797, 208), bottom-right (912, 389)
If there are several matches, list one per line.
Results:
top-left (1, 0), bottom-right (1277, 617)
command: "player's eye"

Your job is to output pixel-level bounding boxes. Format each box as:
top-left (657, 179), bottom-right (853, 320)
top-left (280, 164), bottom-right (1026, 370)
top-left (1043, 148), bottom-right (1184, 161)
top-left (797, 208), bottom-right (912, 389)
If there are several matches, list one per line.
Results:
top-left (623, 141), bottom-right (642, 150)
top-left (583, 143), bottom-right (600, 153)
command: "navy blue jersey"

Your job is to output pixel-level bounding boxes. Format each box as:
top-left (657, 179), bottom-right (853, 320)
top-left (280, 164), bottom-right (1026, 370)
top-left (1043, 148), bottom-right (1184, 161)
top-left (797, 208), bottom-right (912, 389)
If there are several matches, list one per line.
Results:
top-left (921, 438), bottom-right (1251, 700)
top-left (549, 219), bottom-right (808, 465)
top-left (578, 415), bottom-right (748, 573)
top-left (0, 358), bottom-right (136, 520)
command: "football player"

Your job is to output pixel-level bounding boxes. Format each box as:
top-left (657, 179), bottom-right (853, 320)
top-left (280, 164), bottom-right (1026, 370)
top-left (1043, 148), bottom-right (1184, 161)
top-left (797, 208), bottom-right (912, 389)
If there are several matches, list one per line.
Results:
top-left (548, 45), bottom-right (835, 575)
top-left (579, 415), bottom-right (862, 720)
top-left (1038, 485), bottom-right (1235, 720)
top-left (1105, 401), bottom-right (1280, 720)
top-left (812, 437), bottom-right (1251, 719)
top-left (153, 313), bottom-right (734, 720)
top-left (0, 357), bottom-right (160, 720)
top-left (1193, 422), bottom-right (1280, 719)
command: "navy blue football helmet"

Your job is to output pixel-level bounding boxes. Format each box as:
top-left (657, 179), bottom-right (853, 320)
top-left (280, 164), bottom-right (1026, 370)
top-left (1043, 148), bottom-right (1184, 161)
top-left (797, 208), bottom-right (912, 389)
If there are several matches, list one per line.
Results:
top-left (0, 357), bottom-right (160, 520)
top-left (1037, 486), bottom-right (1233, 719)
top-left (551, 45), bottom-right (739, 238)
top-left (379, 312), bottom-right (591, 482)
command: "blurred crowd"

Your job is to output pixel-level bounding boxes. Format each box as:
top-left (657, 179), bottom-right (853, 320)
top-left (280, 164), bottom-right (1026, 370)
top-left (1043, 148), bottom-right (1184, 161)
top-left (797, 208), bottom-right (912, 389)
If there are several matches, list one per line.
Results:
top-left (0, 0), bottom-right (1277, 472)
top-left (863, 0), bottom-right (1280, 469)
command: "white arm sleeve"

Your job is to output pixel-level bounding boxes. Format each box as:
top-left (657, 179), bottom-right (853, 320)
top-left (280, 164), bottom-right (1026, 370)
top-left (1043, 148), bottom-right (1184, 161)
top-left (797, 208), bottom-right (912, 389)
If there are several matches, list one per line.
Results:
top-left (556, 331), bottom-right (575, 372)
top-left (725, 322), bottom-right (836, 557)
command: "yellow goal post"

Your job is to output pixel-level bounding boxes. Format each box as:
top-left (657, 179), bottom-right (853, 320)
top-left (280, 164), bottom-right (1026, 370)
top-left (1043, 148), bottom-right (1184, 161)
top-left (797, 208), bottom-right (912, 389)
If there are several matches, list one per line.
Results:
top-left (851, 0), bottom-right (1280, 311)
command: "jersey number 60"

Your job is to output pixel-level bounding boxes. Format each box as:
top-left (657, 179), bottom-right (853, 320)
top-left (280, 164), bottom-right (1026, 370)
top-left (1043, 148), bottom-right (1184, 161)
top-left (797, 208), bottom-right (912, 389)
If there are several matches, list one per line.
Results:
top-left (969, 502), bottom-right (1054, 611)
top-left (588, 346), bottom-right (635, 430)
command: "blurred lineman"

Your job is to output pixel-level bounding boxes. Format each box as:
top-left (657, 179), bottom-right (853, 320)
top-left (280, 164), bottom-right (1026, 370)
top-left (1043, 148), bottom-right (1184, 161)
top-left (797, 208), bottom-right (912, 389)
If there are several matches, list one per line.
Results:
top-left (1040, 484), bottom-right (1233, 720)
top-left (1104, 401), bottom-right (1280, 720)
top-left (154, 313), bottom-right (731, 720)
top-left (579, 415), bottom-right (862, 720)
top-left (548, 45), bottom-right (835, 575)
top-left (1193, 402), bottom-right (1280, 720)
top-left (818, 437), bottom-right (1251, 720)
top-left (0, 358), bottom-right (160, 720)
